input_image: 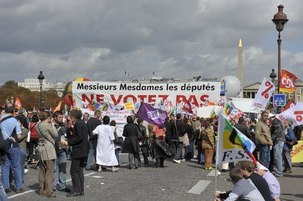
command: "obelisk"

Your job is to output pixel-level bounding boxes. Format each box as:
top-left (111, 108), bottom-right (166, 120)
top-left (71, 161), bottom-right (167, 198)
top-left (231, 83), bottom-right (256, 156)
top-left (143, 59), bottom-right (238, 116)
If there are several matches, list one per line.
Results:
top-left (238, 38), bottom-right (243, 97)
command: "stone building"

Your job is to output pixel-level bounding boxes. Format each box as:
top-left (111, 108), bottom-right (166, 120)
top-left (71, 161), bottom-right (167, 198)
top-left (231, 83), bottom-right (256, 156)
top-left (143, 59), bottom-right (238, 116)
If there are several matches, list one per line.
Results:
top-left (18, 79), bottom-right (65, 97)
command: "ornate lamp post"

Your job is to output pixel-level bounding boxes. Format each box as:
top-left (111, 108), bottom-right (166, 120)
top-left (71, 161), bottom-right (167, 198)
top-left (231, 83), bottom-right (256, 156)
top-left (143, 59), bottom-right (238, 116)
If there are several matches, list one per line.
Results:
top-left (269, 69), bottom-right (277, 105)
top-left (272, 4), bottom-right (288, 93)
top-left (269, 69), bottom-right (277, 86)
top-left (38, 71), bottom-right (45, 111)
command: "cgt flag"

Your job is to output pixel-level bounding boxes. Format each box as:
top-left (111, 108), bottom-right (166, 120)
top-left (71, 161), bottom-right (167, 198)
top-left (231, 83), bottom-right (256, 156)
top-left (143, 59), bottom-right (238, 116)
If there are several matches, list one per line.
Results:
top-left (280, 69), bottom-right (298, 93)
top-left (137, 102), bottom-right (167, 128)
top-left (217, 114), bottom-right (257, 164)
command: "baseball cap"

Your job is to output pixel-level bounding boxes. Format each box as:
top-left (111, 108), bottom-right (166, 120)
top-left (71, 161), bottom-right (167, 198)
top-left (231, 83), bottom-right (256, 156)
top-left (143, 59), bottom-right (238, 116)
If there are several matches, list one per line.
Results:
top-left (257, 162), bottom-right (268, 171)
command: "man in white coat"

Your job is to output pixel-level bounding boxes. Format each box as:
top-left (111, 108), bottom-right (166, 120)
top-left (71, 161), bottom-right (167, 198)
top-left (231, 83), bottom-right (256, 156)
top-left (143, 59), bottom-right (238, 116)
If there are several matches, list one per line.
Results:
top-left (93, 115), bottom-right (118, 172)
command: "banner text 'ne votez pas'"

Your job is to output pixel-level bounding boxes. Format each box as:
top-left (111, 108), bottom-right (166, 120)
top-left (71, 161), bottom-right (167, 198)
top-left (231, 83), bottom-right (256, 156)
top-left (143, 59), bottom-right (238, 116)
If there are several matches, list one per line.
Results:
top-left (72, 81), bottom-right (221, 108)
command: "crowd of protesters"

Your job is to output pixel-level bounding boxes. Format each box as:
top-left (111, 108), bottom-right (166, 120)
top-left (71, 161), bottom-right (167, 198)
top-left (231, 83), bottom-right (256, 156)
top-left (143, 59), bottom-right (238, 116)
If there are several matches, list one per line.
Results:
top-left (0, 102), bottom-right (302, 200)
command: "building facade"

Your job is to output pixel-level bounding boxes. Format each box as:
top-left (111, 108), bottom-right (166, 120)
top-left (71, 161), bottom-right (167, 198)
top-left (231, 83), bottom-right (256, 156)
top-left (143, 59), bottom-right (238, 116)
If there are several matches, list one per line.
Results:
top-left (18, 79), bottom-right (65, 97)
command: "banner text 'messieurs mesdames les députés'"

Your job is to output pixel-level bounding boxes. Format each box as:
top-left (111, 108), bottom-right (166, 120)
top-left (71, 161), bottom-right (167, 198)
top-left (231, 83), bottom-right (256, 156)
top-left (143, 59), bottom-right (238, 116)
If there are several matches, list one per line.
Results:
top-left (72, 81), bottom-right (221, 108)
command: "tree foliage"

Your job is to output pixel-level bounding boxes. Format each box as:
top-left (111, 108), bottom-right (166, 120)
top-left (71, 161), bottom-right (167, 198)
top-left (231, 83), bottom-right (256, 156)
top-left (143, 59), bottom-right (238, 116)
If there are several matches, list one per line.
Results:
top-left (0, 82), bottom-right (61, 110)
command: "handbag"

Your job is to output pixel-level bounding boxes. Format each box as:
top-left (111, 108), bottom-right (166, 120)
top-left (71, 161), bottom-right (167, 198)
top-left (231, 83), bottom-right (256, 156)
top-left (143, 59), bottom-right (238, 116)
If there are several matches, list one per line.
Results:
top-left (183, 133), bottom-right (190, 146)
top-left (155, 140), bottom-right (173, 158)
top-left (113, 128), bottom-right (123, 145)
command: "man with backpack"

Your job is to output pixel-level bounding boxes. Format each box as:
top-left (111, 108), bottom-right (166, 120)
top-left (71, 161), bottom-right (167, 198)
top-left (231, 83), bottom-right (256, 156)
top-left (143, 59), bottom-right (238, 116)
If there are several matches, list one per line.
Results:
top-left (0, 103), bottom-right (24, 193)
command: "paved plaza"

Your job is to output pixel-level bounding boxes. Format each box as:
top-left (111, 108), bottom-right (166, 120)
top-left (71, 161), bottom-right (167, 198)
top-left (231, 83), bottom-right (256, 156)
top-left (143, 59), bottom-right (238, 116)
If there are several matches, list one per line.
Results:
top-left (6, 154), bottom-right (303, 201)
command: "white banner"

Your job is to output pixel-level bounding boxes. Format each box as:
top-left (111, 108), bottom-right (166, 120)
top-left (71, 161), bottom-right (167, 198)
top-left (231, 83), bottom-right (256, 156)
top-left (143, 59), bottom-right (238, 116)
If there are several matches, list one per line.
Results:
top-left (103, 110), bottom-right (132, 124)
top-left (72, 81), bottom-right (221, 110)
top-left (251, 78), bottom-right (275, 110)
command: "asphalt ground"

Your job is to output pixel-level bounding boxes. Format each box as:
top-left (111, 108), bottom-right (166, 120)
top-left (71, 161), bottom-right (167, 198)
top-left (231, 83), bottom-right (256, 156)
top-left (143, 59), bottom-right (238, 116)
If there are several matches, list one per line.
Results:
top-left (5, 154), bottom-right (303, 201)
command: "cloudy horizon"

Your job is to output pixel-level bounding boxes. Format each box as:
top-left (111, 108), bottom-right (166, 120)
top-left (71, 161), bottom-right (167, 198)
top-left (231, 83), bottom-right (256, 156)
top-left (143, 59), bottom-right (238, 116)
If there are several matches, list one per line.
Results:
top-left (1, 0), bottom-right (302, 87)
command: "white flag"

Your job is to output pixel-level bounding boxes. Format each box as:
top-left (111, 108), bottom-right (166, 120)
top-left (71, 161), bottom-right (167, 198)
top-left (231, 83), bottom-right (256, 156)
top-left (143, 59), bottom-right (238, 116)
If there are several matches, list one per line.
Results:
top-left (251, 78), bottom-right (275, 110)
top-left (277, 102), bottom-right (303, 126)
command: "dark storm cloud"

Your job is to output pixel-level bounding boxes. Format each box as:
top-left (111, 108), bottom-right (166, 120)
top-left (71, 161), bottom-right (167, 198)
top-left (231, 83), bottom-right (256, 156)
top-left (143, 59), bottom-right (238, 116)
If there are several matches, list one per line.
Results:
top-left (0, 0), bottom-right (302, 86)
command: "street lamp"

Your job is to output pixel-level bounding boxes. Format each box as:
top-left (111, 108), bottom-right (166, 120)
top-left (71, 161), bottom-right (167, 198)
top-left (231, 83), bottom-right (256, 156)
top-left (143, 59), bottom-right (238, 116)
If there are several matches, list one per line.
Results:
top-left (38, 71), bottom-right (45, 111)
top-left (272, 4), bottom-right (288, 93)
top-left (269, 69), bottom-right (277, 105)
top-left (269, 69), bottom-right (277, 85)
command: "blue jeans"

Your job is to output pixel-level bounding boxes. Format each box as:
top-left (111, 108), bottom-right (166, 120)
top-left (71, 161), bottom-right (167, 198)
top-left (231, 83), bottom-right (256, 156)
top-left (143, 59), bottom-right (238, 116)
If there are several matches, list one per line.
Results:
top-left (258, 145), bottom-right (271, 169)
top-left (53, 151), bottom-right (67, 190)
top-left (0, 176), bottom-right (8, 201)
top-left (19, 148), bottom-right (28, 184)
top-left (1, 147), bottom-right (23, 190)
top-left (170, 140), bottom-right (183, 160)
top-left (273, 141), bottom-right (284, 176)
top-left (140, 146), bottom-right (149, 165)
top-left (184, 140), bottom-right (194, 160)
top-left (115, 148), bottom-right (120, 166)
top-left (86, 142), bottom-right (96, 169)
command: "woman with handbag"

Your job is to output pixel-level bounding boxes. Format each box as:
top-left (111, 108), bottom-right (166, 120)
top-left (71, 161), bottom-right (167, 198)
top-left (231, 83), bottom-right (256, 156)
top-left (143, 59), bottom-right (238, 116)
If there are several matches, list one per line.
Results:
top-left (36, 111), bottom-right (58, 198)
top-left (283, 120), bottom-right (297, 173)
top-left (111, 120), bottom-right (123, 167)
top-left (201, 119), bottom-right (215, 170)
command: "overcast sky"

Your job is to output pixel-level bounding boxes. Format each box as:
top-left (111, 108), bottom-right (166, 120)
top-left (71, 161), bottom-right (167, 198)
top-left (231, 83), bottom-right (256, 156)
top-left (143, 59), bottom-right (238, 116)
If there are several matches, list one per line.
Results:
top-left (0, 0), bottom-right (302, 86)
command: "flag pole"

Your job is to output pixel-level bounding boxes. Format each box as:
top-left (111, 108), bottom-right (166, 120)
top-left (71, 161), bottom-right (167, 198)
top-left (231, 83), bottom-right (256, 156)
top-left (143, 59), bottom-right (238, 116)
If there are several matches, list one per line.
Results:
top-left (214, 114), bottom-right (221, 194)
top-left (136, 101), bottom-right (143, 116)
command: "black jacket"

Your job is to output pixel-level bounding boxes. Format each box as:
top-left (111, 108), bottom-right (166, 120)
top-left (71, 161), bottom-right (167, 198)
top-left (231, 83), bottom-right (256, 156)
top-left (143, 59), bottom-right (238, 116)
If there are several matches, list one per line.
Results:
top-left (87, 117), bottom-right (101, 141)
top-left (67, 119), bottom-right (89, 159)
top-left (176, 120), bottom-right (186, 137)
top-left (165, 120), bottom-right (178, 141)
top-left (271, 118), bottom-right (285, 144)
top-left (122, 123), bottom-right (139, 153)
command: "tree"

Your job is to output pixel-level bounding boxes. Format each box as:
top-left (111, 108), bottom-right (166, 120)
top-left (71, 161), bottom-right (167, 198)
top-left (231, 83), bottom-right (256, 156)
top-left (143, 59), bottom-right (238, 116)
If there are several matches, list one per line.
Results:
top-left (0, 83), bottom-right (60, 111)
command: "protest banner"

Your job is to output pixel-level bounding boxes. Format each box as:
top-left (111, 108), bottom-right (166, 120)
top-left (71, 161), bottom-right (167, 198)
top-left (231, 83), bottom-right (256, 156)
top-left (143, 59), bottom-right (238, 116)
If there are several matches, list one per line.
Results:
top-left (72, 81), bottom-right (221, 111)
top-left (291, 140), bottom-right (303, 163)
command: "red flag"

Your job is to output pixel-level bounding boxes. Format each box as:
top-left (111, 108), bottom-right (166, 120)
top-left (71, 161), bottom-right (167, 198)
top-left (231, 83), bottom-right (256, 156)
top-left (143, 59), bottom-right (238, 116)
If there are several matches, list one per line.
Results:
top-left (15, 97), bottom-right (22, 109)
top-left (280, 69), bottom-right (298, 92)
top-left (54, 101), bottom-right (62, 112)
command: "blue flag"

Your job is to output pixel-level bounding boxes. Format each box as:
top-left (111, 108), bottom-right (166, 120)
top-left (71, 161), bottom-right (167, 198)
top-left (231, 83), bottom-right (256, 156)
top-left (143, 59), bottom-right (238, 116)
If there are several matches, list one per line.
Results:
top-left (137, 102), bottom-right (167, 128)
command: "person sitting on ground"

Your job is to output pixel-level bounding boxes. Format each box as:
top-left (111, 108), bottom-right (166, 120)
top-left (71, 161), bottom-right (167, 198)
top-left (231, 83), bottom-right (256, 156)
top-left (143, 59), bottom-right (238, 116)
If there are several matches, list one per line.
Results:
top-left (256, 162), bottom-right (281, 201)
top-left (214, 166), bottom-right (265, 201)
top-left (237, 161), bottom-right (272, 201)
